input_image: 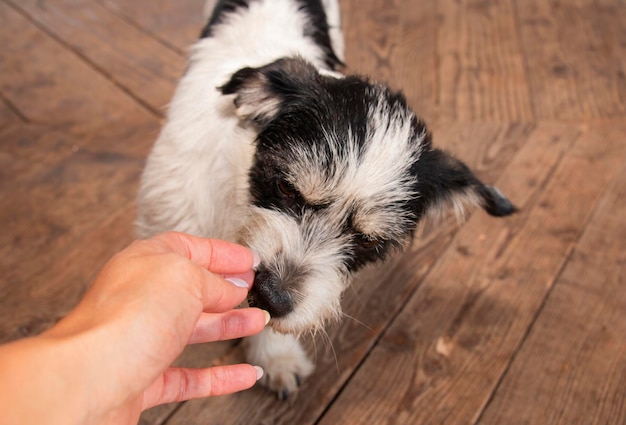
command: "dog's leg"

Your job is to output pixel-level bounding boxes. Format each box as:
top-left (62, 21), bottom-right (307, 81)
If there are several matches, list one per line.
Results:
top-left (245, 328), bottom-right (314, 399)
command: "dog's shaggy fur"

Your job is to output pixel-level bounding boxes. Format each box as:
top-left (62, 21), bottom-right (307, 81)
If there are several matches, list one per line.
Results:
top-left (137, 0), bottom-right (515, 398)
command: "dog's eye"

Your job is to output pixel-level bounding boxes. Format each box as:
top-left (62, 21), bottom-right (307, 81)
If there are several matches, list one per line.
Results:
top-left (277, 179), bottom-right (299, 199)
top-left (355, 234), bottom-right (381, 251)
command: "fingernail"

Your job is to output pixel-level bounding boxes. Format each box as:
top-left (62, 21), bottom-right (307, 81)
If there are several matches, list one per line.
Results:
top-left (226, 277), bottom-right (250, 289)
top-left (262, 309), bottom-right (271, 325)
top-left (252, 250), bottom-right (261, 271)
top-left (254, 366), bottom-right (264, 381)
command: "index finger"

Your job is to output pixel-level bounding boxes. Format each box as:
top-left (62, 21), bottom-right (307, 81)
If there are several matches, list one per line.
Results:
top-left (151, 231), bottom-right (258, 274)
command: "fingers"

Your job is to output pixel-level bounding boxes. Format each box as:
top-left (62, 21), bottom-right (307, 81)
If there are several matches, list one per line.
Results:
top-left (188, 270), bottom-right (252, 312)
top-left (188, 308), bottom-right (269, 344)
top-left (139, 232), bottom-right (259, 312)
top-left (222, 269), bottom-right (256, 287)
top-left (141, 364), bottom-right (263, 410)
top-left (151, 231), bottom-right (259, 274)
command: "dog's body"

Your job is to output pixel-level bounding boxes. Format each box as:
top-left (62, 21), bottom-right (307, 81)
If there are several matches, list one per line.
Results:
top-left (137, 0), bottom-right (515, 399)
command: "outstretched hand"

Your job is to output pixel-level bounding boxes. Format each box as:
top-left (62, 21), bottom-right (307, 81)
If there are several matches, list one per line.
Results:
top-left (0, 232), bottom-right (268, 425)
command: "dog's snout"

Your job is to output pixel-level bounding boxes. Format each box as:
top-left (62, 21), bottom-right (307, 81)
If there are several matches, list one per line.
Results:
top-left (251, 267), bottom-right (294, 318)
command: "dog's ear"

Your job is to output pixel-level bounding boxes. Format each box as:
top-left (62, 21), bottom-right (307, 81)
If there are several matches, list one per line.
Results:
top-left (219, 57), bottom-right (320, 126)
top-left (414, 147), bottom-right (517, 220)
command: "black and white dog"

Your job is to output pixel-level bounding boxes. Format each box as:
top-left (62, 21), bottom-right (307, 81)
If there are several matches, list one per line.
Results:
top-left (137, 0), bottom-right (515, 399)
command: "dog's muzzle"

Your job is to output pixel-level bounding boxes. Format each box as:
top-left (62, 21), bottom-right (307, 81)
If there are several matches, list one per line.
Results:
top-left (250, 265), bottom-right (295, 318)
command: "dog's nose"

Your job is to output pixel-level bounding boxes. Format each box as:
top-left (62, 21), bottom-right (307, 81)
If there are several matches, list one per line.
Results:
top-left (250, 267), bottom-right (294, 318)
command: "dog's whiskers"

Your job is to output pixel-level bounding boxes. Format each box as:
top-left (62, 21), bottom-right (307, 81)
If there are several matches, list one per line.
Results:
top-left (341, 312), bottom-right (373, 332)
top-left (313, 325), bottom-right (340, 376)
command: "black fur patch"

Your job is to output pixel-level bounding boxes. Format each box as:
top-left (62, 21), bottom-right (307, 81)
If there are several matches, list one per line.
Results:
top-left (237, 61), bottom-right (421, 271)
top-left (201, 0), bottom-right (342, 70)
top-left (200, 0), bottom-right (252, 38)
top-left (294, 0), bottom-right (343, 69)
top-left (411, 145), bottom-right (518, 219)
top-left (344, 235), bottom-right (401, 272)
top-left (224, 57), bottom-right (516, 275)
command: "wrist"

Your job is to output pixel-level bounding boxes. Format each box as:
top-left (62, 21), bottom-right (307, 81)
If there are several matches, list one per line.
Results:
top-left (41, 318), bottom-right (137, 424)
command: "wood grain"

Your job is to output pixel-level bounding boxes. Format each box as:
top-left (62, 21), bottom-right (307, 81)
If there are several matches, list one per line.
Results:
top-left (0, 203), bottom-right (136, 342)
top-left (0, 94), bottom-right (26, 128)
top-left (516, 0), bottom-right (626, 119)
top-left (98, 0), bottom-right (206, 53)
top-left (8, 0), bottom-right (186, 113)
top-left (0, 0), bottom-right (157, 342)
top-left (341, 0), bottom-right (438, 124)
top-left (436, 0), bottom-right (533, 122)
top-left (0, 2), bottom-right (154, 134)
top-left (477, 162), bottom-right (626, 425)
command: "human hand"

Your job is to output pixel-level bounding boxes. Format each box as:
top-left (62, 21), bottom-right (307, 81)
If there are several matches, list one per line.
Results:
top-left (0, 232), bottom-right (268, 425)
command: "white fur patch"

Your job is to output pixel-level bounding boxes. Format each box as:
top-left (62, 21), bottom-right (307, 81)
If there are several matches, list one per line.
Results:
top-left (285, 94), bottom-right (427, 240)
top-left (137, 0), bottom-right (338, 240)
top-left (240, 207), bottom-right (350, 333)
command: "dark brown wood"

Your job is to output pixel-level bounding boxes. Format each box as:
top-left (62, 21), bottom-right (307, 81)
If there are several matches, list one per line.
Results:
top-left (516, 0), bottom-right (626, 119)
top-left (0, 2), bottom-right (234, 423)
top-left (1, 0), bottom-right (625, 424)
top-left (477, 146), bottom-right (626, 425)
top-left (436, 0), bottom-right (533, 122)
top-left (341, 0), bottom-right (438, 123)
top-left (98, 0), bottom-right (206, 53)
top-left (0, 2), bottom-right (155, 134)
top-left (9, 0), bottom-right (186, 113)
top-left (0, 94), bottom-right (26, 128)
top-left (0, 1), bottom-right (156, 341)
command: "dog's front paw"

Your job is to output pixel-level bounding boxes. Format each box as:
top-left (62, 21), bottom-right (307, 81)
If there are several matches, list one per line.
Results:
top-left (245, 328), bottom-right (314, 399)
top-left (257, 348), bottom-right (314, 400)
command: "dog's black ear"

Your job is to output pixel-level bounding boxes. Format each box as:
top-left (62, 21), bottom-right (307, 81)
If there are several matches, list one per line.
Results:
top-left (219, 57), bottom-right (320, 126)
top-left (414, 147), bottom-right (517, 220)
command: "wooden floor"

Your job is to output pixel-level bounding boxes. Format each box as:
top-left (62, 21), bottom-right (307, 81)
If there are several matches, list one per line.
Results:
top-left (1, 0), bottom-right (625, 424)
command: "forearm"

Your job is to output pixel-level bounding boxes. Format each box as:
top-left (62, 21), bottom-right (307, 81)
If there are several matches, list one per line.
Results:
top-left (0, 333), bottom-right (95, 425)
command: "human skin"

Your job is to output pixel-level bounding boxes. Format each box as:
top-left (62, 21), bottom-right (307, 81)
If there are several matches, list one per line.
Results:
top-left (0, 232), bottom-right (269, 425)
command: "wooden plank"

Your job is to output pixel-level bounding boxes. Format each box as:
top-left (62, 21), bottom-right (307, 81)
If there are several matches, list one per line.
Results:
top-left (0, 124), bottom-right (148, 338)
top-left (98, 0), bottom-right (205, 54)
top-left (0, 203), bottom-right (136, 342)
top-left (0, 2), bottom-right (155, 135)
top-left (8, 0), bottom-right (185, 113)
top-left (0, 0), bottom-right (161, 297)
top-left (436, 0), bottom-right (533, 123)
top-left (341, 0), bottom-right (438, 123)
top-left (164, 123), bottom-right (535, 425)
top-left (0, 1), bottom-right (158, 338)
top-left (316, 122), bottom-right (626, 425)
top-left (477, 163), bottom-right (626, 424)
top-left (515, 0), bottom-right (626, 119)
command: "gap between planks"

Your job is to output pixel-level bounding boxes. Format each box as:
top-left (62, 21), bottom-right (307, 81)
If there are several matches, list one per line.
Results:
top-left (4, 0), bottom-right (171, 118)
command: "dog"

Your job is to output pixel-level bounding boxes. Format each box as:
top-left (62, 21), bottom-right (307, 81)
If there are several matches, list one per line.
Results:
top-left (136, 0), bottom-right (516, 399)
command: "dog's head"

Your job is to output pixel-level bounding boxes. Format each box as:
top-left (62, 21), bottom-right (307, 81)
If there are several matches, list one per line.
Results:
top-left (220, 57), bottom-right (515, 334)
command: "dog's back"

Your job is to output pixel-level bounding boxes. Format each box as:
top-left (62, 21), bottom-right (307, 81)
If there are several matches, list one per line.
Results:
top-left (136, 0), bottom-right (343, 241)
